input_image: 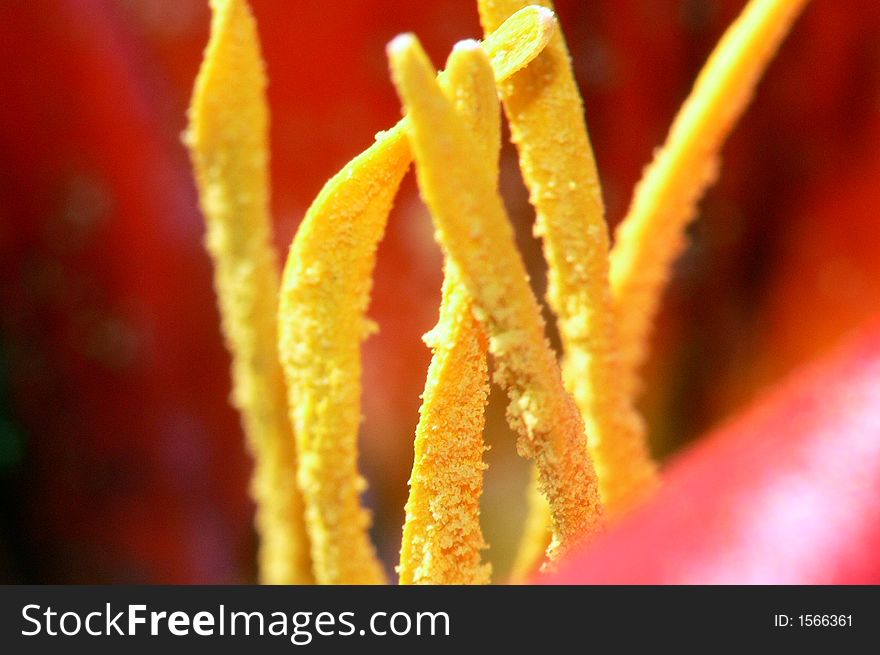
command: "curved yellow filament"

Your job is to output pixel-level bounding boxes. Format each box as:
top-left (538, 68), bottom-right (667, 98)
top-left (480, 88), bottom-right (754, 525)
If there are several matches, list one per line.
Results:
top-left (278, 129), bottom-right (410, 585)
top-left (610, 0), bottom-right (811, 397)
top-left (185, 0), bottom-right (312, 584)
top-left (389, 35), bottom-right (604, 563)
top-left (398, 263), bottom-right (492, 585)
top-left (277, 7), bottom-right (560, 585)
top-left (479, 0), bottom-right (657, 576)
top-left (398, 42), bottom-right (500, 585)
top-left (480, 0), bottom-right (658, 513)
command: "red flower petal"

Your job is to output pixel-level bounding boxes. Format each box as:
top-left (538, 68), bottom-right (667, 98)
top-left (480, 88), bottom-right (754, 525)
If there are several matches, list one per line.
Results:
top-left (541, 318), bottom-right (880, 584)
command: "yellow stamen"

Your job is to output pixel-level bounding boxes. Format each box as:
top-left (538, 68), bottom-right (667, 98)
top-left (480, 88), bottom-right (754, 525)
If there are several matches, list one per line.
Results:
top-left (389, 34), bottom-right (604, 563)
top-left (278, 128), bottom-right (409, 585)
top-left (398, 41), bottom-right (500, 585)
top-left (610, 0), bottom-right (810, 397)
top-left (478, 0), bottom-right (658, 574)
top-left (398, 263), bottom-right (492, 585)
top-left (480, 4), bottom-right (557, 80)
top-left (440, 40), bottom-right (503, 172)
top-left (185, 0), bottom-right (312, 584)
top-left (277, 8), bottom-right (559, 584)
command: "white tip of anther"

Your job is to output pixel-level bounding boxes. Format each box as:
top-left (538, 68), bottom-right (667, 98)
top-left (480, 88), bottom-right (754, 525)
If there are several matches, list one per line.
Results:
top-left (453, 38), bottom-right (482, 53)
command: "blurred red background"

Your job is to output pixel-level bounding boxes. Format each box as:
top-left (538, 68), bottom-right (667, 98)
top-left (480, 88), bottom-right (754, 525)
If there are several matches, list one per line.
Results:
top-left (0, 0), bottom-right (878, 583)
